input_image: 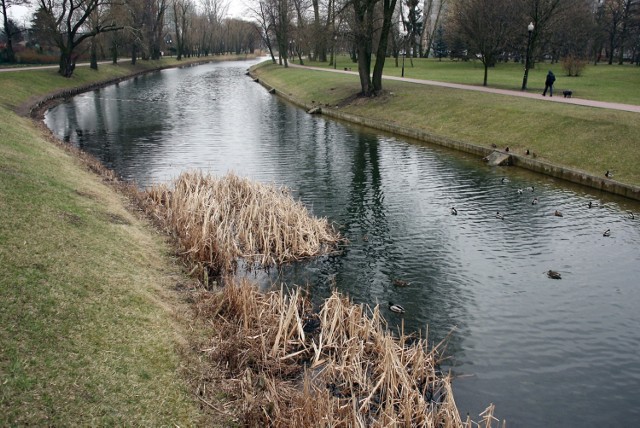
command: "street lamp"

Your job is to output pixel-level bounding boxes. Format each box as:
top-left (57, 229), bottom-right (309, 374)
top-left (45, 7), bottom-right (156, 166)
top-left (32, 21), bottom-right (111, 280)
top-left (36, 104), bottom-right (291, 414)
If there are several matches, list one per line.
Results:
top-left (334, 35), bottom-right (337, 69)
top-left (521, 22), bottom-right (535, 90)
top-left (401, 28), bottom-right (408, 78)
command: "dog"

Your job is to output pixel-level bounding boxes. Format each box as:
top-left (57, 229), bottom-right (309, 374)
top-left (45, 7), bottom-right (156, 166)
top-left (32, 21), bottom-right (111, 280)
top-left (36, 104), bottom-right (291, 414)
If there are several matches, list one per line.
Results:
top-left (563, 90), bottom-right (573, 98)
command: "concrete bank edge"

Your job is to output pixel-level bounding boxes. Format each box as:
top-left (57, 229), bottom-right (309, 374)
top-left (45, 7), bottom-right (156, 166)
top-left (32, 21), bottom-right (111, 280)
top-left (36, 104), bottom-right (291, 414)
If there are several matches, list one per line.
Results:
top-left (249, 68), bottom-right (640, 202)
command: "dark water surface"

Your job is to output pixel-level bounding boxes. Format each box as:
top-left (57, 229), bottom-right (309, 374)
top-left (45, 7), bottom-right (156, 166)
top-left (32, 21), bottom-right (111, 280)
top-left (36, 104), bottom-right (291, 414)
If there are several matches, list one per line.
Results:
top-left (45, 58), bottom-right (640, 426)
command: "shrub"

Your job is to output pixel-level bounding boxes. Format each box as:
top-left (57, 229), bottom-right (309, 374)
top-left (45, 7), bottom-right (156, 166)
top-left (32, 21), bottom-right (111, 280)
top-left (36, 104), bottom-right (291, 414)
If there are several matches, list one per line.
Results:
top-left (15, 50), bottom-right (59, 65)
top-left (561, 55), bottom-right (587, 76)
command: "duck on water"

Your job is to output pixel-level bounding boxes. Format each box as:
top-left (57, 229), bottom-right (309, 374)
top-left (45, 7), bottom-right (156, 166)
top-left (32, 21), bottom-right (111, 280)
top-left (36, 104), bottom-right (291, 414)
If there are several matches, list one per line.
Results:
top-left (389, 302), bottom-right (405, 314)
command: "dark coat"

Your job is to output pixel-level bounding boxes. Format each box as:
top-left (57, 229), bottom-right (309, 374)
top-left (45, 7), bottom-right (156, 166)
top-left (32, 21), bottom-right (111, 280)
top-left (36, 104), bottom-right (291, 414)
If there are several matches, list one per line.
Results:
top-left (545, 71), bottom-right (556, 86)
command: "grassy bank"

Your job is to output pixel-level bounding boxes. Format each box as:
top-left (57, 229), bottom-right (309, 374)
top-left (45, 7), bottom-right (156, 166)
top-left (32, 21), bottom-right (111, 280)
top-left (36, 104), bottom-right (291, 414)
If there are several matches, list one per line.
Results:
top-left (252, 62), bottom-right (640, 188)
top-left (0, 56), bottom-right (252, 425)
top-left (320, 56), bottom-right (640, 104)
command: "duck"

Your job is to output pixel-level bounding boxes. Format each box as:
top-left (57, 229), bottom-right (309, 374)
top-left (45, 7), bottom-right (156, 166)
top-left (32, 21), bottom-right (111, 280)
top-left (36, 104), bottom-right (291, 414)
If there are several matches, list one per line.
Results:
top-left (526, 186), bottom-right (535, 192)
top-left (392, 279), bottom-right (410, 287)
top-left (628, 211), bottom-right (635, 219)
top-left (532, 197), bottom-right (539, 205)
top-left (495, 211), bottom-right (504, 220)
top-left (547, 270), bottom-right (562, 280)
top-left (451, 207), bottom-right (458, 215)
top-left (525, 149), bottom-right (530, 155)
top-left (516, 188), bottom-right (524, 194)
top-left (605, 170), bottom-right (613, 178)
top-left (389, 302), bottom-right (405, 314)
top-left (554, 210), bottom-right (563, 217)
top-left (588, 201), bottom-right (593, 208)
top-left (603, 229), bottom-right (611, 237)
top-left (505, 146), bottom-right (510, 152)
top-left (491, 143), bottom-right (497, 148)
top-left (501, 177), bottom-right (510, 183)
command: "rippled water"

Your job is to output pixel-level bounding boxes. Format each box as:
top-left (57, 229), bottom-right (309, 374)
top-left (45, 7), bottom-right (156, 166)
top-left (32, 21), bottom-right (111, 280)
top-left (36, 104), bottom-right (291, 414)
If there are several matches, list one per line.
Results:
top-left (45, 58), bottom-right (640, 426)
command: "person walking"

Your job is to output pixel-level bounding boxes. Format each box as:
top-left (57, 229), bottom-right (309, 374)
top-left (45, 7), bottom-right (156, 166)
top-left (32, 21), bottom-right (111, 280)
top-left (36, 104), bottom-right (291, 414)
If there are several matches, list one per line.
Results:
top-left (542, 70), bottom-right (556, 97)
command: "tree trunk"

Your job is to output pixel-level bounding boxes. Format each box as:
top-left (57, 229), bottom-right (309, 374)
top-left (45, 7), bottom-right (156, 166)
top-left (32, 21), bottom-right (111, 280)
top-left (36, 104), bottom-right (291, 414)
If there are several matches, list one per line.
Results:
top-left (1, 4), bottom-right (16, 63)
top-left (372, 0), bottom-right (398, 93)
top-left (111, 39), bottom-right (118, 64)
top-left (58, 49), bottom-right (76, 78)
top-left (90, 38), bottom-right (98, 70)
top-left (483, 62), bottom-right (488, 86)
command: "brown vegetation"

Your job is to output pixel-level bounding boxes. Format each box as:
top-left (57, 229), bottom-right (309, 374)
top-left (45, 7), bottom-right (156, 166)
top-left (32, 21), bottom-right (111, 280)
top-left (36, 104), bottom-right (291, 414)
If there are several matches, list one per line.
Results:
top-left (143, 171), bottom-right (343, 281)
top-left (196, 279), bottom-right (498, 427)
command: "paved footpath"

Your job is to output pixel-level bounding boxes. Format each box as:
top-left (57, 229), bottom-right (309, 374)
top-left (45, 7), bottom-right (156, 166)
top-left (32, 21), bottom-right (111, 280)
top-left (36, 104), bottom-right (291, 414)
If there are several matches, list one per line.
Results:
top-left (290, 63), bottom-right (640, 114)
top-left (0, 61), bottom-right (112, 73)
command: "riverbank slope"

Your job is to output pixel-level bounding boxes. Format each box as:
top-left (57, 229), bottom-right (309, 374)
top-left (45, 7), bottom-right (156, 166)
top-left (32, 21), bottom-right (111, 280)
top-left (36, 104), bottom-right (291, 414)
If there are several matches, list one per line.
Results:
top-left (0, 56), bottom-right (251, 425)
top-left (250, 62), bottom-right (640, 200)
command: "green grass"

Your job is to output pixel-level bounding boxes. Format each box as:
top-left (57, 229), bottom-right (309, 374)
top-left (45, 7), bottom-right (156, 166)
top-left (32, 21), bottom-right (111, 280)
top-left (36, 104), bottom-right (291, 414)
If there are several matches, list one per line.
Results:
top-left (311, 56), bottom-right (640, 105)
top-left (0, 56), bottom-right (255, 425)
top-left (253, 62), bottom-right (640, 187)
top-left (0, 55), bottom-right (252, 110)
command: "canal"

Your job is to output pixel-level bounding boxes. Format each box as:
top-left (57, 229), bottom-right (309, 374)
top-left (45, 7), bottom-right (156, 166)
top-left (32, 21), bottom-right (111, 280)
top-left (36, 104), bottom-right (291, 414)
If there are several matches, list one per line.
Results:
top-left (44, 58), bottom-right (640, 426)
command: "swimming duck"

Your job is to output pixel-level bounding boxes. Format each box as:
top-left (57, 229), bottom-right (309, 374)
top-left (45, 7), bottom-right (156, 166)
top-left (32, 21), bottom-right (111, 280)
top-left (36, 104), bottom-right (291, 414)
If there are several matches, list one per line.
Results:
top-left (532, 197), bottom-right (539, 205)
top-left (451, 207), bottom-right (458, 215)
top-left (628, 211), bottom-right (635, 219)
top-left (603, 229), bottom-right (611, 237)
top-left (389, 302), bottom-right (405, 314)
top-left (526, 186), bottom-right (535, 192)
top-left (547, 270), bottom-right (562, 280)
top-left (554, 210), bottom-right (563, 217)
top-left (588, 201), bottom-right (593, 208)
top-left (516, 189), bottom-right (523, 194)
top-left (393, 279), bottom-right (410, 287)
top-left (501, 177), bottom-right (510, 183)
top-left (605, 170), bottom-right (613, 178)
top-left (495, 211), bottom-right (504, 220)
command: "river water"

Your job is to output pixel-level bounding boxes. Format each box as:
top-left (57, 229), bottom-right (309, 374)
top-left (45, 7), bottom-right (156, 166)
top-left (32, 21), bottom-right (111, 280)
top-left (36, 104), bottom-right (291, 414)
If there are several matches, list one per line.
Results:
top-left (44, 58), bottom-right (640, 426)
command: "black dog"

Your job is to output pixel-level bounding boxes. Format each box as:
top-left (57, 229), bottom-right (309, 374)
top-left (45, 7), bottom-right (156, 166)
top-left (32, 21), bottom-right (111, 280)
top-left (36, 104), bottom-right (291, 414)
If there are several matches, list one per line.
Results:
top-left (563, 90), bottom-right (573, 98)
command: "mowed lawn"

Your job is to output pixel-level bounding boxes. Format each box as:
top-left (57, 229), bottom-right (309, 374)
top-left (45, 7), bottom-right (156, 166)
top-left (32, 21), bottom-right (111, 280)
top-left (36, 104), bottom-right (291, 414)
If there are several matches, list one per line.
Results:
top-left (253, 61), bottom-right (640, 187)
top-left (320, 56), bottom-right (640, 105)
top-left (0, 57), bottom-right (251, 426)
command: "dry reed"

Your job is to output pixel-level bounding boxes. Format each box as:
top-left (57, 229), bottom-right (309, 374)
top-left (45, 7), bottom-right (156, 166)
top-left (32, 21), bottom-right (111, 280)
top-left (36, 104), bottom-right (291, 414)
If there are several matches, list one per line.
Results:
top-left (198, 279), bottom-right (501, 427)
top-left (143, 171), bottom-right (342, 279)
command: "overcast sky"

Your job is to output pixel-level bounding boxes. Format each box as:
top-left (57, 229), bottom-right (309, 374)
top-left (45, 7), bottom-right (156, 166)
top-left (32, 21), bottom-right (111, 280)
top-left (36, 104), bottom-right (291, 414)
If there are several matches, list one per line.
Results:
top-left (8, 0), bottom-right (250, 26)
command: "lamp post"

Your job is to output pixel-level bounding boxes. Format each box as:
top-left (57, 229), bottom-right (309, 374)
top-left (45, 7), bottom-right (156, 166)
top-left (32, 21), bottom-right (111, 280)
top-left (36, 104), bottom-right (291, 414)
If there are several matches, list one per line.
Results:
top-left (521, 22), bottom-right (534, 90)
top-left (401, 31), bottom-right (408, 77)
top-left (334, 35), bottom-right (337, 69)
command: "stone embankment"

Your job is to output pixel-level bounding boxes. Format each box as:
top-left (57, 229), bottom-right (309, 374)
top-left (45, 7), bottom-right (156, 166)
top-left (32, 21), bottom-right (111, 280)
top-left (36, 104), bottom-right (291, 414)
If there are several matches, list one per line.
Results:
top-left (250, 69), bottom-right (640, 201)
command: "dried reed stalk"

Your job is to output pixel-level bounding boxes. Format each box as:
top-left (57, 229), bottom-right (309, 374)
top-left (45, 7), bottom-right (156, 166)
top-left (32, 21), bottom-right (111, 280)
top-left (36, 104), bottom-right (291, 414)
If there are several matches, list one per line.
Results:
top-left (142, 171), bottom-right (342, 280)
top-left (198, 279), bottom-right (502, 427)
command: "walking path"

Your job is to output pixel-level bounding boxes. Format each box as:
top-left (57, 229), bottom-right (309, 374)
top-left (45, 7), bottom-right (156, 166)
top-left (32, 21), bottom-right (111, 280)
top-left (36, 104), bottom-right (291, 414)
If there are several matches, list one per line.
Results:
top-left (0, 61), bottom-right (112, 73)
top-left (290, 64), bottom-right (640, 114)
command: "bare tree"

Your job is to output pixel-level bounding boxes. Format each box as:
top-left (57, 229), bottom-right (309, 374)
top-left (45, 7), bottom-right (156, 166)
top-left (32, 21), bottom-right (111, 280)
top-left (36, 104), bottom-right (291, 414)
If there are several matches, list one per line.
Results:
top-left (172, 0), bottom-right (191, 59)
top-left (1, 0), bottom-right (30, 62)
top-left (37, 0), bottom-right (122, 77)
top-left (249, 0), bottom-right (277, 62)
top-left (449, 0), bottom-right (515, 86)
top-left (420, 0), bottom-right (447, 57)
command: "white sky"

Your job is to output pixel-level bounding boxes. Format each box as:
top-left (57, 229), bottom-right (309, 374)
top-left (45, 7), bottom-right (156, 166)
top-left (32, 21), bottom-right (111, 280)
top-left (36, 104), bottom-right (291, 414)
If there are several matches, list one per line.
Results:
top-left (7, 0), bottom-right (250, 26)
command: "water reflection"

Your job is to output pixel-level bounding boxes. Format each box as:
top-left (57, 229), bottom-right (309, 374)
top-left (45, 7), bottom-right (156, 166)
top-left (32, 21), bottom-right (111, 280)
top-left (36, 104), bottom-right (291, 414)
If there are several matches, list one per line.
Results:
top-left (44, 58), bottom-right (640, 426)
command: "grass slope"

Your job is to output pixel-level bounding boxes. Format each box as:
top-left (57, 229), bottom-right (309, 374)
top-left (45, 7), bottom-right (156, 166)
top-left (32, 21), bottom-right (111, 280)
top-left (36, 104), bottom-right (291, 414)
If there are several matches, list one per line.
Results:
top-left (253, 62), bottom-right (640, 187)
top-left (0, 57), bottom-right (253, 425)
